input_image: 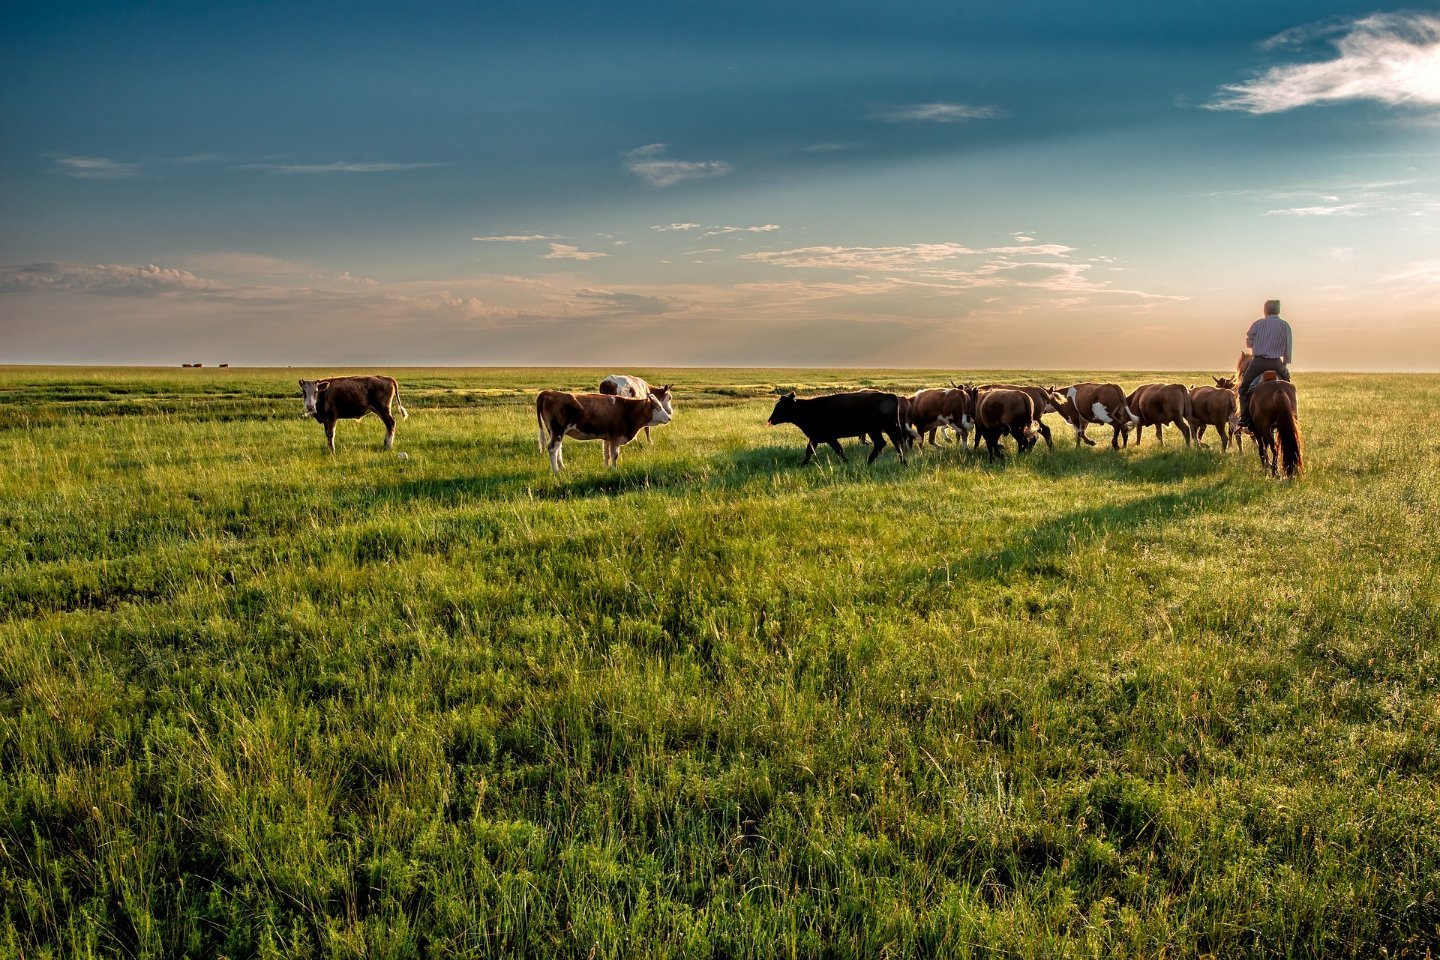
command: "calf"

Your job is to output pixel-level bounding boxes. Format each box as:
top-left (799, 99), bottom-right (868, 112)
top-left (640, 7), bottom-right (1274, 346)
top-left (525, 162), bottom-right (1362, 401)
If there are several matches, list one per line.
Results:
top-left (965, 387), bottom-right (1037, 462)
top-left (977, 384), bottom-right (1061, 450)
top-left (908, 388), bottom-right (972, 448)
top-left (1188, 377), bottom-right (1242, 451)
top-left (766, 391), bottom-right (909, 466)
top-left (298, 376), bottom-right (408, 453)
top-left (598, 375), bottom-right (674, 443)
top-left (1050, 383), bottom-right (1133, 448)
top-left (536, 390), bottom-right (671, 473)
top-left (1127, 382), bottom-right (1193, 446)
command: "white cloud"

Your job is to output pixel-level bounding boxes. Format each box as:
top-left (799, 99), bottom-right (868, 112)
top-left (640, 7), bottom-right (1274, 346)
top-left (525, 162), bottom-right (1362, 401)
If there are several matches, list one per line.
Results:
top-left (242, 161), bottom-right (446, 174)
top-left (741, 243), bottom-right (980, 271)
top-left (543, 243), bottom-right (607, 261)
top-left (652, 223), bottom-right (703, 231)
top-left (52, 156), bottom-right (141, 179)
top-left (0, 262), bottom-right (219, 295)
top-left (871, 102), bottom-right (1003, 123)
top-left (1207, 13), bottom-right (1440, 114)
top-left (702, 224), bottom-right (781, 237)
top-left (473, 234), bottom-right (559, 242)
top-left (624, 144), bottom-right (732, 188)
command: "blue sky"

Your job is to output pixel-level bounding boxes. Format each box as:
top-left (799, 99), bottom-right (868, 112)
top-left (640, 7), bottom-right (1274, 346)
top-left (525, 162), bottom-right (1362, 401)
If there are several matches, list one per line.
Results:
top-left (2, 1), bottom-right (1438, 368)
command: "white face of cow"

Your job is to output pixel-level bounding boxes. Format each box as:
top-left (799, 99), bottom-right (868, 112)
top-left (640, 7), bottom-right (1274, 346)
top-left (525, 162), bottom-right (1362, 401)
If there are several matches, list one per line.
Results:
top-left (650, 385), bottom-right (675, 417)
top-left (648, 396), bottom-right (673, 426)
top-left (298, 379), bottom-right (328, 416)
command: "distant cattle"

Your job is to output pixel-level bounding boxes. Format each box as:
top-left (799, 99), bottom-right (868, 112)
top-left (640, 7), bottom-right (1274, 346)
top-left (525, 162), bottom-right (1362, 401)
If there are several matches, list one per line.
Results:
top-left (766, 391), bottom-right (909, 466)
top-left (598, 375), bottom-right (674, 443)
top-left (1189, 377), bottom-right (1241, 451)
top-left (298, 376), bottom-right (408, 454)
top-left (536, 390), bottom-right (671, 472)
top-left (1127, 382), bottom-right (1194, 446)
top-left (977, 384), bottom-right (1062, 450)
top-left (908, 388), bottom-right (972, 448)
top-left (965, 387), bottom-right (1038, 462)
top-left (1050, 383), bottom-right (1133, 448)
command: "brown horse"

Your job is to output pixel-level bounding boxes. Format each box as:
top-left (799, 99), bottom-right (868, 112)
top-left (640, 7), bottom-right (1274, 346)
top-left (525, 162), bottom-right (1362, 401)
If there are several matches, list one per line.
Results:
top-left (1237, 354), bottom-right (1302, 477)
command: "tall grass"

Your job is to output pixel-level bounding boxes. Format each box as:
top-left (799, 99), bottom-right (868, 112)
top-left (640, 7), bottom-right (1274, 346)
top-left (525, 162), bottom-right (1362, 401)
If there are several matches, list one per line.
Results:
top-left (1, 367), bottom-right (1437, 958)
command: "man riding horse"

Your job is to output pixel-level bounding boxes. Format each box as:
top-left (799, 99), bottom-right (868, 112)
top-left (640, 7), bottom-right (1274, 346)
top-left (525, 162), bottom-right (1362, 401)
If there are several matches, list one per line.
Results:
top-left (1237, 299), bottom-right (1292, 432)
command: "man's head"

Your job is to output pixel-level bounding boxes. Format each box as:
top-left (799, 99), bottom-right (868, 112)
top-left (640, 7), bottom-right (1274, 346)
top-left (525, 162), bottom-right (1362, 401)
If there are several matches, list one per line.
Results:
top-left (1263, 299), bottom-right (1281, 316)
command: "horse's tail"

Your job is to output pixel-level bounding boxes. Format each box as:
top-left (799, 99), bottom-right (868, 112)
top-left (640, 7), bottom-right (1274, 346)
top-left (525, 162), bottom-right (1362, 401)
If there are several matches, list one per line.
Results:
top-left (1275, 399), bottom-right (1303, 478)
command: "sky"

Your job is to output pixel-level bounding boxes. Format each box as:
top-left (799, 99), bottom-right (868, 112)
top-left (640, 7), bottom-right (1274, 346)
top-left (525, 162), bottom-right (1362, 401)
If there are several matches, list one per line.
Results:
top-left (2, 1), bottom-right (1438, 370)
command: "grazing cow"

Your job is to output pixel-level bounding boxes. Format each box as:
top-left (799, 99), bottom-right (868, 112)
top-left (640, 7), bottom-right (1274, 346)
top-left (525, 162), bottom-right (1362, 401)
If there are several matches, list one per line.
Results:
top-left (598, 375), bottom-right (674, 443)
top-left (298, 376), bottom-right (408, 454)
top-left (977, 384), bottom-right (1061, 450)
top-left (1050, 383), bottom-right (1133, 448)
top-left (536, 390), bottom-right (671, 473)
top-left (908, 388), bottom-right (972, 448)
top-left (964, 387), bottom-right (1037, 462)
top-left (1127, 382), bottom-right (1193, 447)
top-left (766, 391), bottom-right (909, 466)
top-left (1188, 377), bottom-right (1242, 451)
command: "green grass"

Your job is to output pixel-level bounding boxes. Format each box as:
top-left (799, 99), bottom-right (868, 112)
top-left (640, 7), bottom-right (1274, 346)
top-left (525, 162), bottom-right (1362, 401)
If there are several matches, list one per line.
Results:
top-left (2, 366), bottom-right (1438, 959)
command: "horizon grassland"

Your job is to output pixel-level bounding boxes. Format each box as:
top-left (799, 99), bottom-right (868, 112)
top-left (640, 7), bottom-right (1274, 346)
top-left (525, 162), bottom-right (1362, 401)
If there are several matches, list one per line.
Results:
top-left (1, 366), bottom-right (1438, 959)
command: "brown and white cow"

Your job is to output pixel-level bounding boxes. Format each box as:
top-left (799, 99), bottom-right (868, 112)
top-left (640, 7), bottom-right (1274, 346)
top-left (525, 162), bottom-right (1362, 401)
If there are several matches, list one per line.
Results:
top-left (964, 387), bottom-right (1037, 462)
top-left (977, 384), bottom-right (1062, 450)
top-left (1126, 382), bottom-right (1194, 446)
top-left (908, 388), bottom-right (972, 448)
top-left (536, 390), bottom-right (672, 473)
top-left (298, 376), bottom-right (408, 454)
top-left (1050, 383), bottom-right (1133, 449)
top-left (598, 375), bottom-right (674, 443)
top-left (1188, 377), bottom-right (1242, 451)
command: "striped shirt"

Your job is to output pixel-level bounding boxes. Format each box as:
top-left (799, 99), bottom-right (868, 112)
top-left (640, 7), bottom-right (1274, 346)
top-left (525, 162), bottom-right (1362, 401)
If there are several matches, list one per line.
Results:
top-left (1246, 315), bottom-right (1293, 364)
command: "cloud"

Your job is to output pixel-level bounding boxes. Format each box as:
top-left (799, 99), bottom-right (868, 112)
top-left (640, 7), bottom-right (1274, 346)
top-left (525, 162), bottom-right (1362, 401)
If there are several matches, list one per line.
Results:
top-left (0, 262), bottom-right (219, 296)
top-left (543, 243), bottom-right (607, 261)
top-left (241, 161), bottom-right (447, 174)
top-left (573, 289), bottom-right (675, 316)
top-left (52, 156), bottom-right (141, 179)
top-left (624, 144), bottom-right (732, 188)
top-left (473, 234), bottom-right (560, 242)
top-left (652, 223), bottom-right (702, 232)
top-left (1206, 13), bottom-right (1440, 114)
top-left (740, 241), bottom-right (1070, 271)
top-left (702, 224), bottom-right (781, 237)
top-left (871, 102), bottom-right (1003, 123)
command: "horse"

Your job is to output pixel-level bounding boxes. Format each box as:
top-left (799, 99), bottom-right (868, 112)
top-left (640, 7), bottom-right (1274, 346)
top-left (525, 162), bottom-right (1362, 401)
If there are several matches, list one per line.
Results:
top-left (1236, 353), bottom-right (1302, 477)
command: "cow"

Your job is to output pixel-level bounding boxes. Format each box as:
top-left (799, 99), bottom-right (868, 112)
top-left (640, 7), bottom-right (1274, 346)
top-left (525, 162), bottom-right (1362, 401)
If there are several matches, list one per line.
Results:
top-left (1189, 377), bottom-right (1242, 451)
top-left (298, 376), bottom-right (408, 454)
top-left (598, 375), bottom-right (674, 443)
top-left (766, 391), bottom-right (909, 466)
top-left (964, 387), bottom-right (1038, 462)
top-left (536, 390), bottom-right (671, 473)
top-left (977, 384), bottom-right (1062, 450)
top-left (1126, 382), bottom-right (1194, 447)
top-left (908, 388), bottom-right (973, 448)
top-left (1050, 383), bottom-right (1133, 448)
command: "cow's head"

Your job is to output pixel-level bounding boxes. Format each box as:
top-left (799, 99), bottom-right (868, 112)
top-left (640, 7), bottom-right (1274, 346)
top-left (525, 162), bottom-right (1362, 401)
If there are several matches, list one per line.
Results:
top-left (767, 392), bottom-right (797, 426)
top-left (298, 379), bottom-right (331, 417)
top-left (651, 384), bottom-right (675, 416)
top-left (1212, 376), bottom-right (1236, 390)
top-left (647, 394), bottom-right (673, 426)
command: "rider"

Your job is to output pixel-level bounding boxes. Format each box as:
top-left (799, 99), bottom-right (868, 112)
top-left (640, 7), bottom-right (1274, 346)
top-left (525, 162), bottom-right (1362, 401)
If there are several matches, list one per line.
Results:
top-left (1237, 299), bottom-right (1292, 430)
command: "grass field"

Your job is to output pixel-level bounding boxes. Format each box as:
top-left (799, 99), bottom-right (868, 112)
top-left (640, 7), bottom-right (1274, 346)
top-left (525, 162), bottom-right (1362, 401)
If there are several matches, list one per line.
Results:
top-left (2, 366), bottom-right (1438, 959)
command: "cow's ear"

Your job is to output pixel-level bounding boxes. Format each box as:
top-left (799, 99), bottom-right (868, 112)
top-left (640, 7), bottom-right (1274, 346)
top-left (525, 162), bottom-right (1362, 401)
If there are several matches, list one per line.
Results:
top-left (298, 378), bottom-right (306, 388)
top-left (317, 380), bottom-right (331, 392)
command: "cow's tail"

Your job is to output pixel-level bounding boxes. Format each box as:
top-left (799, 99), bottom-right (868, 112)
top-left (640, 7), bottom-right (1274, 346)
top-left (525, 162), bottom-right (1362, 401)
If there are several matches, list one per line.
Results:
top-left (536, 397), bottom-right (549, 451)
top-left (391, 378), bottom-right (410, 420)
top-left (1275, 400), bottom-right (1303, 478)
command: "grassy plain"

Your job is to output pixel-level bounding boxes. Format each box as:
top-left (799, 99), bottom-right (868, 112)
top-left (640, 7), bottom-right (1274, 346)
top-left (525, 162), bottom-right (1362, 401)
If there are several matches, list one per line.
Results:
top-left (1, 366), bottom-right (1438, 959)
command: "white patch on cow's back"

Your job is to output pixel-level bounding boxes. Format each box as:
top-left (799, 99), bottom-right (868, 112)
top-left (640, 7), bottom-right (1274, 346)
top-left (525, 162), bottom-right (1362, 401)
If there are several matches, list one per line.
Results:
top-left (1091, 401), bottom-right (1112, 424)
top-left (1067, 386), bottom-right (1079, 405)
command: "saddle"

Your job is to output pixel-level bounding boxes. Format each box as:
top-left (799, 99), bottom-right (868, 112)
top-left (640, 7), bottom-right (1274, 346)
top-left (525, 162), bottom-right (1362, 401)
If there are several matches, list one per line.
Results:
top-left (1262, 370), bottom-right (1279, 382)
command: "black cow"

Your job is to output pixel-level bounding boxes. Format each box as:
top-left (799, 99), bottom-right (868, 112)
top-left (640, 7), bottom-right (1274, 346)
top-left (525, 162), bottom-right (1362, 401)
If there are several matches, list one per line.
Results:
top-left (766, 391), bottom-right (909, 465)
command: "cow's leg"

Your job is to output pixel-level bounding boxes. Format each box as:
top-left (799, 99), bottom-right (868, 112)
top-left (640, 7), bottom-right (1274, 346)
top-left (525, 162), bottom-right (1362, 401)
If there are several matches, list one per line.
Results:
top-left (1135, 424), bottom-right (1144, 445)
top-left (826, 439), bottom-right (847, 462)
top-left (376, 407), bottom-right (397, 450)
top-left (1111, 425), bottom-right (1124, 449)
top-left (801, 441), bottom-right (817, 466)
top-left (324, 419), bottom-right (337, 454)
top-left (889, 428), bottom-right (908, 464)
top-left (866, 433), bottom-right (887, 464)
top-left (1176, 418), bottom-right (1191, 447)
top-left (1155, 423), bottom-right (1165, 446)
top-left (1194, 423), bottom-right (1207, 445)
top-left (985, 430), bottom-right (1003, 462)
top-left (643, 426), bottom-right (651, 443)
top-left (1037, 421), bottom-right (1053, 451)
top-left (548, 437), bottom-right (564, 473)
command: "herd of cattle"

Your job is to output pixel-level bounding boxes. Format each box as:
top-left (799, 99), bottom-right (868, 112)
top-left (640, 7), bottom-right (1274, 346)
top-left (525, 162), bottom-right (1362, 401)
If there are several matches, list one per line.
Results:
top-left (297, 373), bottom-right (1248, 472)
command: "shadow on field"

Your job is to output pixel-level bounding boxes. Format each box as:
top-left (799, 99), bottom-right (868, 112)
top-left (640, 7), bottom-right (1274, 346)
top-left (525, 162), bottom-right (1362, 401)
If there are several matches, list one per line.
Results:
top-left (954, 475), bottom-right (1258, 581)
